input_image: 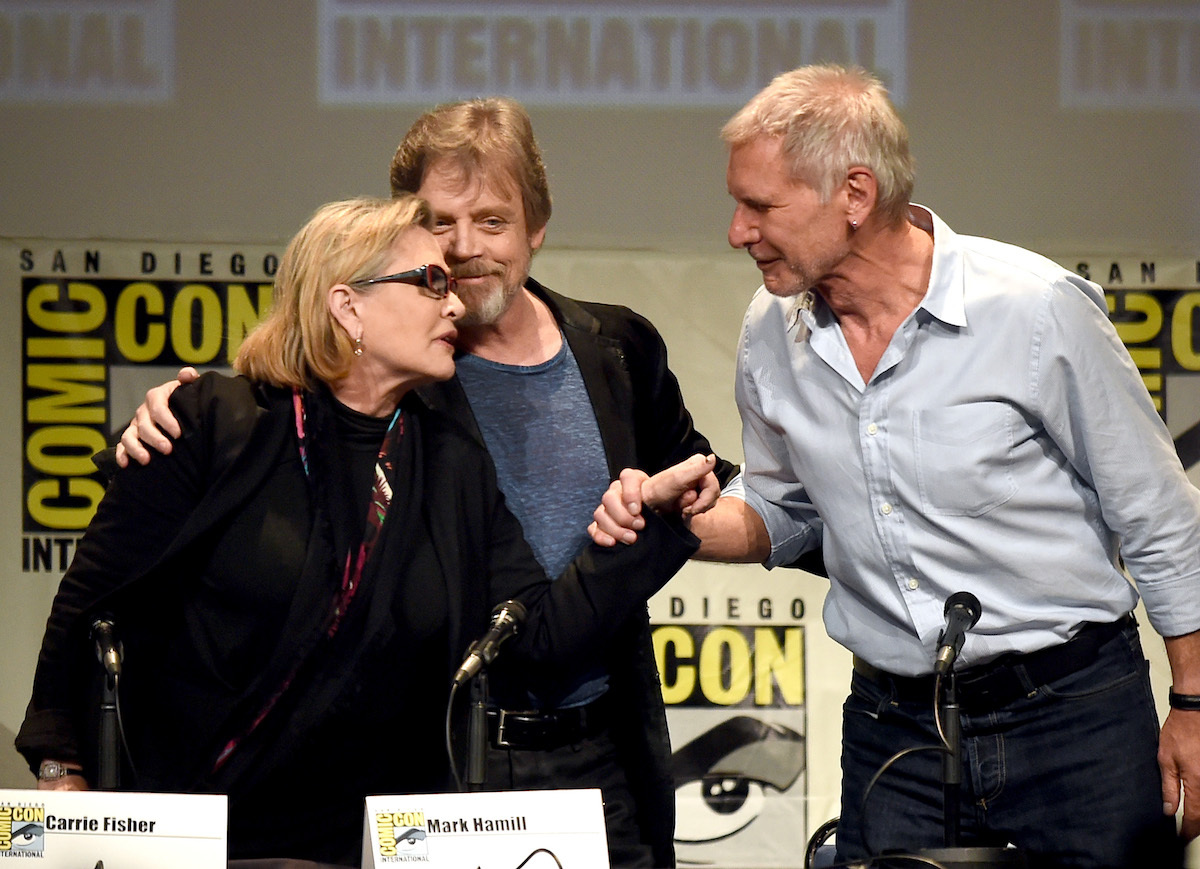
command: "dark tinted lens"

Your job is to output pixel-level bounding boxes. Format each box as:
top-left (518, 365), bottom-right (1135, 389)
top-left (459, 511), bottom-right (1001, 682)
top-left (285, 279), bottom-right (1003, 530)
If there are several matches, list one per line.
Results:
top-left (427, 265), bottom-right (449, 297)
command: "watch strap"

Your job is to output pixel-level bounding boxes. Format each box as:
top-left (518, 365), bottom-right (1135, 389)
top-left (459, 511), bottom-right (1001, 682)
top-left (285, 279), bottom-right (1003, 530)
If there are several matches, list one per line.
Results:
top-left (38, 760), bottom-right (84, 780)
top-left (1168, 688), bottom-right (1200, 711)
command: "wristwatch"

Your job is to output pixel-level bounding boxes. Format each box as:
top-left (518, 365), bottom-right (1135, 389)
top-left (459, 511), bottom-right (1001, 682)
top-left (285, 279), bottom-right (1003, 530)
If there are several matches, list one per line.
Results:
top-left (38, 760), bottom-right (83, 782)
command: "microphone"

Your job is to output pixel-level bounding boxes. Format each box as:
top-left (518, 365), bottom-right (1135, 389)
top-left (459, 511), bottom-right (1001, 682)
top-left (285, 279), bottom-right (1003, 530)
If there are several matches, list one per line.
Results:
top-left (90, 617), bottom-right (122, 678)
top-left (454, 600), bottom-right (527, 686)
top-left (934, 592), bottom-right (982, 675)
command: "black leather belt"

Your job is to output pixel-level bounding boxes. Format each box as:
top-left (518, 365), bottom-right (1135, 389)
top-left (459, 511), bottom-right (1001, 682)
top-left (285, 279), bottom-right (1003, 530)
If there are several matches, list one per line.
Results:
top-left (487, 694), bottom-right (612, 751)
top-left (853, 613), bottom-right (1134, 714)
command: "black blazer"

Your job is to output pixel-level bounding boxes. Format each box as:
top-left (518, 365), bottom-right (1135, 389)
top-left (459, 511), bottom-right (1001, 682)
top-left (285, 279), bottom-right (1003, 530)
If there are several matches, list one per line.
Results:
top-left (419, 279), bottom-right (740, 867)
top-left (17, 373), bottom-right (698, 864)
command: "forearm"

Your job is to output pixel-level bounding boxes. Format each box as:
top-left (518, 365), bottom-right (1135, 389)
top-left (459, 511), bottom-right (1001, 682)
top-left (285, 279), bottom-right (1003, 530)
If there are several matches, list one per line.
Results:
top-left (688, 496), bottom-right (771, 563)
top-left (505, 509), bottom-right (698, 692)
top-left (1165, 629), bottom-right (1200, 694)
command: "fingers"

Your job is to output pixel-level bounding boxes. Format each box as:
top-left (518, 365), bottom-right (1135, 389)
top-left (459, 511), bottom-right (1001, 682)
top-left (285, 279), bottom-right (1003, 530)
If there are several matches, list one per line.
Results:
top-left (176, 366), bottom-right (200, 384)
top-left (617, 468), bottom-right (649, 517)
top-left (591, 457), bottom-right (719, 546)
top-left (1181, 775), bottom-right (1200, 841)
top-left (590, 477), bottom-right (647, 546)
top-left (144, 382), bottom-right (184, 439)
top-left (1160, 725), bottom-right (1182, 831)
top-left (682, 471), bottom-right (721, 517)
top-left (590, 509), bottom-right (638, 546)
top-left (644, 454), bottom-right (717, 510)
top-left (132, 401), bottom-right (176, 453)
top-left (119, 376), bottom-right (187, 466)
top-left (1159, 711), bottom-right (1200, 840)
top-left (588, 520), bottom-right (619, 548)
top-left (117, 420), bottom-right (152, 466)
top-left (1163, 774), bottom-right (1181, 819)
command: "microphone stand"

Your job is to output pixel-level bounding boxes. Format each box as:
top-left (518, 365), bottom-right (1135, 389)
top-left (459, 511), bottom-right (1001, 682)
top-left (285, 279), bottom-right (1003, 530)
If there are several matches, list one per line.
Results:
top-left (909, 664), bottom-right (1026, 868)
top-left (466, 671), bottom-right (489, 792)
top-left (941, 672), bottom-right (962, 847)
top-left (97, 668), bottom-right (120, 790)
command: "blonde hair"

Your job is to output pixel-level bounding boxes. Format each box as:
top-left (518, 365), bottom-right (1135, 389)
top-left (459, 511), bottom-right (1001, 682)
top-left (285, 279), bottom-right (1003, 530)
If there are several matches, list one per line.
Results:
top-left (722, 64), bottom-right (915, 226)
top-left (235, 195), bottom-right (432, 390)
top-left (390, 97), bottom-right (552, 234)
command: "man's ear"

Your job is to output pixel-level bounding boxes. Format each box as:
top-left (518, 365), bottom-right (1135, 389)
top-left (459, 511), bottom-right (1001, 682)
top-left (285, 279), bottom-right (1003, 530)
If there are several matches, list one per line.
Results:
top-left (528, 223), bottom-right (548, 254)
top-left (327, 284), bottom-right (361, 339)
top-left (844, 167), bottom-right (878, 226)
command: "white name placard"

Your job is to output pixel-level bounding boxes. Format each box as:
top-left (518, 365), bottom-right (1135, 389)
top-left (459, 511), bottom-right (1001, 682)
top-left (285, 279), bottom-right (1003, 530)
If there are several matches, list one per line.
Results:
top-left (362, 789), bottom-right (608, 868)
top-left (0, 788), bottom-right (226, 868)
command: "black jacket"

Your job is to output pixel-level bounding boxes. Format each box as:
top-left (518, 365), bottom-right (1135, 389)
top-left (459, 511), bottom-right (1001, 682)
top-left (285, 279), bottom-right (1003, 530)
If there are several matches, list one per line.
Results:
top-left (418, 279), bottom-right (740, 868)
top-left (17, 373), bottom-right (699, 865)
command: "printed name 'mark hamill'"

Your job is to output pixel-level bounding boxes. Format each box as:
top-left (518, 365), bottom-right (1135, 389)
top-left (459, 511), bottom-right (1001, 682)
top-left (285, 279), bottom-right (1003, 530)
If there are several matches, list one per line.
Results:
top-left (426, 815), bottom-right (529, 834)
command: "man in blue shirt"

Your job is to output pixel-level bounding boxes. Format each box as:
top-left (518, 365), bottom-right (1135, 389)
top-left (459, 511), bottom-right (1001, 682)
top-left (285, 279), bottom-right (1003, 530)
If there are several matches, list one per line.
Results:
top-left (592, 64), bottom-right (1200, 868)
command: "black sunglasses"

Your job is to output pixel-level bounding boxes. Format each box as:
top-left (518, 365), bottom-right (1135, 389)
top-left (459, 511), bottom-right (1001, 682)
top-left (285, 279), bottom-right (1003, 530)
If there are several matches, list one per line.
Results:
top-left (350, 263), bottom-right (456, 299)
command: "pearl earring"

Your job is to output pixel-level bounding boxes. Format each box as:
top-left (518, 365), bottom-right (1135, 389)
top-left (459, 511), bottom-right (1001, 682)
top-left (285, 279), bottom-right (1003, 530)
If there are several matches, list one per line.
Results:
top-left (354, 336), bottom-right (363, 357)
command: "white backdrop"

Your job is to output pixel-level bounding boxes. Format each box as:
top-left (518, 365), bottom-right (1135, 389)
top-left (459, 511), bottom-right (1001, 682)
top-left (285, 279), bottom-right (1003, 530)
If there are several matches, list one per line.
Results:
top-left (2, 0), bottom-right (1198, 862)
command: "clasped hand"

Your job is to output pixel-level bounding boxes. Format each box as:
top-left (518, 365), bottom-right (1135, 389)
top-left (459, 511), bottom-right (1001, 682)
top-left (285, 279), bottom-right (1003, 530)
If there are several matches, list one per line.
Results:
top-left (589, 454), bottom-right (718, 546)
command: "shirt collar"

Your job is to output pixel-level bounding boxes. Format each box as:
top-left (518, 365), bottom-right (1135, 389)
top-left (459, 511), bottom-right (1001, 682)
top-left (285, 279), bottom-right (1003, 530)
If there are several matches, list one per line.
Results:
top-left (786, 289), bottom-right (817, 332)
top-left (911, 204), bottom-right (967, 329)
top-left (781, 204), bottom-right (966, 338)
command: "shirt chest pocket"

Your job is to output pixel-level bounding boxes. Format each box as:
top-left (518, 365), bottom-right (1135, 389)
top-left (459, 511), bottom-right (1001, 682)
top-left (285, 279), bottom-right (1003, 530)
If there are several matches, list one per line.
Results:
top-left (912, 404), bottom-right (1017, 517)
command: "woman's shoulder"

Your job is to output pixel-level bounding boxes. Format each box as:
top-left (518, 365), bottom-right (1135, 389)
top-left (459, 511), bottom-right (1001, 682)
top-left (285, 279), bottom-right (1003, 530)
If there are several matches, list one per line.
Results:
top-left (168, 373), bottom-right (292, 467)
top-left (171, 372), bottom-right (286, 420)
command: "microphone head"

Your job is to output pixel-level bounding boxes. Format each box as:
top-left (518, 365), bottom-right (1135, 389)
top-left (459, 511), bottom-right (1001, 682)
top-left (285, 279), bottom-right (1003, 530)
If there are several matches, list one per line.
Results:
top-left (491, 599), bottom-right (527, 624)
top-left (944, 591), bottom-right (982, 627)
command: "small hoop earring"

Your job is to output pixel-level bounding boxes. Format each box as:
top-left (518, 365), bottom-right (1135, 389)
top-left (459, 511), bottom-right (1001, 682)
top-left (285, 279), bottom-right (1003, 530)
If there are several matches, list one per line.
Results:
top-left (353, 336), bottom-right (363, 357)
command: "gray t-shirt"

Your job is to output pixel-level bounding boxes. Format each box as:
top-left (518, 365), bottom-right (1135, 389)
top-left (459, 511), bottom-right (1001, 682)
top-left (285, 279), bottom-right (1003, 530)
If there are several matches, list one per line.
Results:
top-left (456, 337), bottom-right (611, 706)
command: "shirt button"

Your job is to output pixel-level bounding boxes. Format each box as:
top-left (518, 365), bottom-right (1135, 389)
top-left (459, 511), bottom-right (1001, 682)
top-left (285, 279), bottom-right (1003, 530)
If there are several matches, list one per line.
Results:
top-left (907, 578), bottom-right (919, 590)
top-left (867, 423), bottom-right (879, 436)
top-left (880, 502), bottom-right (893, 515)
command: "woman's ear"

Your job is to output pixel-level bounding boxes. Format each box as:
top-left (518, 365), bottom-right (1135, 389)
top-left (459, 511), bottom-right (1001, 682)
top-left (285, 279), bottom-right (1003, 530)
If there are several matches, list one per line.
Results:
top-left (327, 283), bottom-right (360, 338)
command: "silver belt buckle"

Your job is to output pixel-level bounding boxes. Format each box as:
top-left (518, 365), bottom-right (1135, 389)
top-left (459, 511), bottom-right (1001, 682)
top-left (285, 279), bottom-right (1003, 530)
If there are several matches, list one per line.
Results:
top-left (494, 708), bottom-right (512, 748)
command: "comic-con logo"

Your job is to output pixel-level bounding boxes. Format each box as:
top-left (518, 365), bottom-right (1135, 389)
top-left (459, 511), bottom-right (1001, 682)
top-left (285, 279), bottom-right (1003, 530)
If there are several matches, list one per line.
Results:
top-left (0, 804), bottom-right (46, 857)
top-left (375, 811), bottom-right (428, 861)
top-left (653, 623), bottom-right (804, 708)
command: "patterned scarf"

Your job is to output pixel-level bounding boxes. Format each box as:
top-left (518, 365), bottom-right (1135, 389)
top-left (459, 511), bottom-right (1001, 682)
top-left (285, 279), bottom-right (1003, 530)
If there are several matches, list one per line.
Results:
top-left (213, 388), bottom-right (404, 771)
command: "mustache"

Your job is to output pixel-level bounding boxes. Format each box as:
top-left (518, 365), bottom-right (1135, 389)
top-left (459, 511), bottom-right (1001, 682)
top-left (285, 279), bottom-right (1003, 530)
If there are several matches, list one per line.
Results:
top-left (451, 263), bottom-right (504, 280)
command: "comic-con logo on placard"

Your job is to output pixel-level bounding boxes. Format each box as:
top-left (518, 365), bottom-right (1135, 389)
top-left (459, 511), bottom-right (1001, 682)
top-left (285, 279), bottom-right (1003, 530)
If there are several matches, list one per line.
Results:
top-left (0, 803), bottom-right (46, 857)
top-left (375, 811), bottom-right (429, 862)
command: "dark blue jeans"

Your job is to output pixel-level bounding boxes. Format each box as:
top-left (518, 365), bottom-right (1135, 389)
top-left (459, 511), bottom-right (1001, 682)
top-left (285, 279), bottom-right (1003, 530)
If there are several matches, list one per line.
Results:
top-left (835, 622), bottom-right (1182, 868)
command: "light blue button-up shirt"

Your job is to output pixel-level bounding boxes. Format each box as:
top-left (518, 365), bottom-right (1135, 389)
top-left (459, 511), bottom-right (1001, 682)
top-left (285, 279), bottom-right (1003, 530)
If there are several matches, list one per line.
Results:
top-left (733, 206), bottom-right (1200, 675)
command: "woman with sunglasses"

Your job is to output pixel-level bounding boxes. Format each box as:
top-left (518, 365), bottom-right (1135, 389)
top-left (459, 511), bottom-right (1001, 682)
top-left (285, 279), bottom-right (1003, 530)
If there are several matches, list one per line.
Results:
top-left (16, 196), bottom-right (712, 866)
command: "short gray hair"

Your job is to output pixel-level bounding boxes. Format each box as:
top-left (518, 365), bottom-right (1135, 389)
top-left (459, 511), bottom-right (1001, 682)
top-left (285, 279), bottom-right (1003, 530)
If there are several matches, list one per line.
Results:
top-left (721, 64), bottom-right (915, 225)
